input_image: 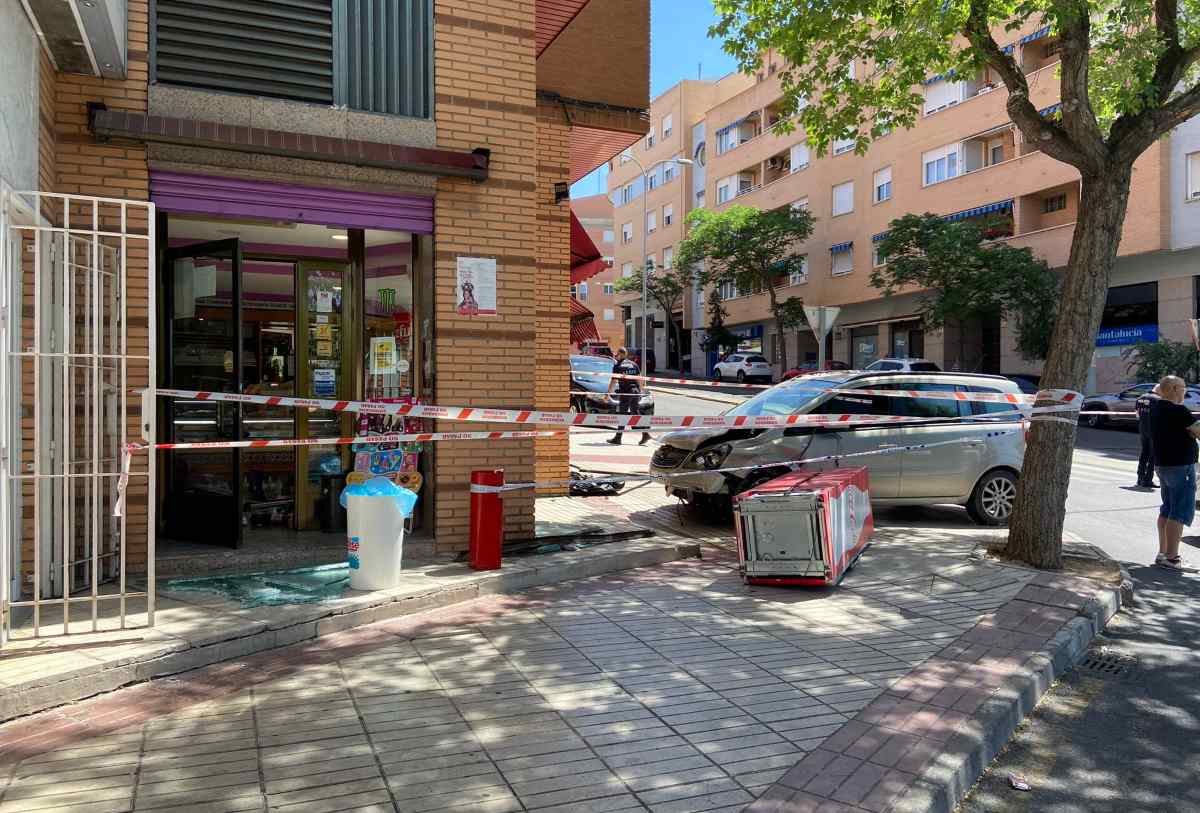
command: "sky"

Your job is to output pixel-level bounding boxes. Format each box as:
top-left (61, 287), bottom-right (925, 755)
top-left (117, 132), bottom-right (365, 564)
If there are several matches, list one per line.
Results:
top-left (569, 0), bottom-right (738, 198)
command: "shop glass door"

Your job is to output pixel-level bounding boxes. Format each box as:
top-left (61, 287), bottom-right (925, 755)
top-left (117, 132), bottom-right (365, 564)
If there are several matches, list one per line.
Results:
top-left (164, 239), bottom-right (243, 546)
top-left (295, 261), bottom-right (354, 530)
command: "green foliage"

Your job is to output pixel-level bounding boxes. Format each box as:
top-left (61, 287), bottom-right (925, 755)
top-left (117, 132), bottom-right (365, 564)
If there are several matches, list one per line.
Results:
top-left (701, 288), bottom-right (740, 354)
top-left (871, 213), bottom-right (1058, 359)
top-left (1122, 340), bottom-right (1200, 383)
top-left (710, 0), bottom-right (1200, 153)
top-left (613, 259), bottom-right (690, 317)
top-left (678, 205), bottom-right (814, 293)
top-left (678, 205), bottom-right (816, 369)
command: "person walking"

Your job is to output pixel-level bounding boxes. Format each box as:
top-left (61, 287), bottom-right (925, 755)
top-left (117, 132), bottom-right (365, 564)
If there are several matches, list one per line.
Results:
top-left (1136, 384), bottom-right (1160, 488)
top-left (1149, 375), bottom-right (1200, 570)
top-left (607, 348), bottom-right (651, 446)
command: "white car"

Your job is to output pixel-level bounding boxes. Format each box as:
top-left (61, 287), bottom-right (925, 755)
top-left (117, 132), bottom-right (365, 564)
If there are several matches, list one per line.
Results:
top-left (864, 357), bottom-right (941, 372)
top-left (714, 353), bottom-right (773, 383)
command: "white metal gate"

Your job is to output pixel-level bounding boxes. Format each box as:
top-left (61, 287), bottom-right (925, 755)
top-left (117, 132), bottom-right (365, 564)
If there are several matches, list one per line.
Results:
top-left (0, 187), bottom-right (155, 645)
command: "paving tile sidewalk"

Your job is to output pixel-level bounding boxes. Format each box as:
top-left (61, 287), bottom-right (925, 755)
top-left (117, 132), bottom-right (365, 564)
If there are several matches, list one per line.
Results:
top-left (0, 509), bottom-right (1119, 813)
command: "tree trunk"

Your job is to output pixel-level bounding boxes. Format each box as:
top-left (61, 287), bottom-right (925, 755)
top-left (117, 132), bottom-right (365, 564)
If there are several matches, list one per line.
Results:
top-left (766, 289), bottom-right (789, 372)
top-left (1005, 166), bottom-right (1134, 568)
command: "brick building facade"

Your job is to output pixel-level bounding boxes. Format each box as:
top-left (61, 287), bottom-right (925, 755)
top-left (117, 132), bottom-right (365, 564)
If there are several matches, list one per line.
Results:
top-left (0, 0), bottom-right (649, 595)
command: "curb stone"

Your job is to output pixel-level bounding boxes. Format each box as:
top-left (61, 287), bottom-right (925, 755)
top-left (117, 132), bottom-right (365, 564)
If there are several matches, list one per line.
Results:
top-left (892, 576), bottom-right (1125, 813)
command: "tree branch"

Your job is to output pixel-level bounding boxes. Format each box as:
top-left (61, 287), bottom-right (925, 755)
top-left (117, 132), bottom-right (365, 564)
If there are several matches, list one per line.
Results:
top-left (1050, 0), bottom-right (1106, 163)
top-left (962, 0), bottom-right (1092, 171)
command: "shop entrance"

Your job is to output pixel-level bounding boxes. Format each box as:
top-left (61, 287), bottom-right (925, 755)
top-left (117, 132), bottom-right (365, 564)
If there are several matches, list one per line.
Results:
top-left (163, 234), bottom-right (356, 551)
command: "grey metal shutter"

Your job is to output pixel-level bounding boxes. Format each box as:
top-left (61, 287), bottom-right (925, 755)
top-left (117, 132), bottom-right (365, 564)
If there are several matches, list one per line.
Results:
top-left (337, 0), bottom-right (433, 118)
top-left (154, 0), bottom-right (334, 105)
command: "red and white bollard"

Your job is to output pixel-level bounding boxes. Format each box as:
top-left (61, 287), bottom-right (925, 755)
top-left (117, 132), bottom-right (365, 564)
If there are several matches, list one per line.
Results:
top-left (469, 469), bottom-right (504, 570)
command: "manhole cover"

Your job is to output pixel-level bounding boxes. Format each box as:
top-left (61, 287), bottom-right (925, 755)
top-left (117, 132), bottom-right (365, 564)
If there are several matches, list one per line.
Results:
top-left (1076, 651), bottom-right (1138, 677)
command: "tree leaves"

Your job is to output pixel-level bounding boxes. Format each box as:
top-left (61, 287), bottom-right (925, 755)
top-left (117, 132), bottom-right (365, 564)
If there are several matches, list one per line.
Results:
top-left (871, 213), bottom-right (1059, 359)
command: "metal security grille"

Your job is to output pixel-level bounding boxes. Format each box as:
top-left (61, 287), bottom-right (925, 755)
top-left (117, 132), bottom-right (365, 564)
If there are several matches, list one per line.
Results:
top-left (338, 0), bottom-right (433, 118)
top-left (0, 189), bottom-right (155, 646)
top-left (153, 0), bottom-right (335, 104)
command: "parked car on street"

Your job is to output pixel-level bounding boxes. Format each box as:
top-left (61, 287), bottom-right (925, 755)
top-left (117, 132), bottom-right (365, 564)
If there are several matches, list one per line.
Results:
top-left (863, 357), bottom-right (941, 372)
top-left (650, 371), bottom-right (1027, 525)
top-left (1079, 381), bottom-right (1200, 428)
top-left (569, 354), bottom-right (654, 414)
top-left (782, 360), bottom-right (852, 380)
top-left (713, 353), bottom-right (773, 383)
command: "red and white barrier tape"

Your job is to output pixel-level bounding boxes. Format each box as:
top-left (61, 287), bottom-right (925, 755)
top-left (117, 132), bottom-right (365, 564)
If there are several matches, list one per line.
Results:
top-left (154, 387), bottom-right (1081, 430)
top-left (470, 431), bottom-right (1020, 493)
top-left (570, 370), bottom-right (770, 389)
top-left (126, 429), bottom-right (566, 453)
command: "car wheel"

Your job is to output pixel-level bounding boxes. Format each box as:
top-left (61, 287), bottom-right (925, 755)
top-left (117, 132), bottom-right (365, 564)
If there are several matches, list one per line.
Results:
top-left (736, 370), bottom-right (746, 383)
top-left (967, 469), bottom-right (1018, 526)
top-left (1079, 405), bottom-right (1107, 429)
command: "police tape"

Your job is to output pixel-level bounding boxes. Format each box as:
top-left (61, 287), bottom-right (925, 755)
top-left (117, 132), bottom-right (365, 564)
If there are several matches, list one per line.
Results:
top-left (154, 387), bottom-right (1082, 431)
top-left (124, 429), bottom-right (569, 452)
top-left (469, 431), bottom-right (1021, 493)
top-left (569, 369), bottom-right (771, 389)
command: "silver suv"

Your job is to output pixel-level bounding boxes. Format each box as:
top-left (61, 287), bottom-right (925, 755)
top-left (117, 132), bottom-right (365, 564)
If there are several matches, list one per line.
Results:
top-left (650, 371), bottom-right (1027, 525)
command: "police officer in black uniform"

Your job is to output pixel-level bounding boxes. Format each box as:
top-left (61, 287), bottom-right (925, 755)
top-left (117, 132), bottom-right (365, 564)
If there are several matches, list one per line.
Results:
top-left (606, 348), bottom-right (651, 446)
top-left (1136, 384), bottom-right (1160, 488)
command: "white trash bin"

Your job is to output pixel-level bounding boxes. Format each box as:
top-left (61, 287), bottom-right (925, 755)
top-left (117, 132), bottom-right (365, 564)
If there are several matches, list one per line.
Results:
top-left (342, 476), bottom-right (418, 591)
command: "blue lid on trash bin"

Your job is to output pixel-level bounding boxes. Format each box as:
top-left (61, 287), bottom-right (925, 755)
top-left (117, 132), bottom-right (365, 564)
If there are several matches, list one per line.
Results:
top-left (340, 476), bottom-right (418, 518)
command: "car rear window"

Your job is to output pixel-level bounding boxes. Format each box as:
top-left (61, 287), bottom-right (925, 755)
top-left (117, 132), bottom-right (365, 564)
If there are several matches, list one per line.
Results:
top-left (908, 362), bottom-right (940, 371)
top-left (746, 355), bottom-right (768, 363)
top-left (962, 384), bottom-right (1022, 418)
top-left (875, 361), bottom-right (903, 371)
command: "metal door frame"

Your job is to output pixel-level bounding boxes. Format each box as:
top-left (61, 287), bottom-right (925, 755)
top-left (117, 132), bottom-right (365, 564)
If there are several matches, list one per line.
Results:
top-left (0, 186), bottom-right (156, 645)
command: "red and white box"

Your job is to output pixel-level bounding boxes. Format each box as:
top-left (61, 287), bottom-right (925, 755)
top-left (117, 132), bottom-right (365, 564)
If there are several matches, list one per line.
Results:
top-left (732, 467), bottom-right (873, 587)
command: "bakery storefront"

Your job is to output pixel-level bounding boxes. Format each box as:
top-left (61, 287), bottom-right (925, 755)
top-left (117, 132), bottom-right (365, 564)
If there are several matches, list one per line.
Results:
top-left (153, 172), bottom-right (434, 558)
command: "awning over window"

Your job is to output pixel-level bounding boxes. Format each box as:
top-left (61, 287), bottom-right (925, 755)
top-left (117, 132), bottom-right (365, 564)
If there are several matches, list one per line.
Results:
top-left (943, 198), bottom-right (1014, 223)
top-left (570, 209), bottom-right (607, 285)
top-left (715, 117), bottom-right (748, 137)
top-left (1019, 26), bottom-right (1051, 44)
top-left (871, 233), bottom-right (888, 243)
top-left (569, 297), bottom-right (602, 345)
top-left (922, 70), bottom-right (958, 85)
top-left (830, 241), bottom-right (853, 254)
top-left (1039, 102), bottom-right (1062, 117)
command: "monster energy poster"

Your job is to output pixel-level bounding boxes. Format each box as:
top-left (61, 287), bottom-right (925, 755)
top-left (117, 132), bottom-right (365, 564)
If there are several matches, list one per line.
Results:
top-left (455, 257), bottom-right (497, 316)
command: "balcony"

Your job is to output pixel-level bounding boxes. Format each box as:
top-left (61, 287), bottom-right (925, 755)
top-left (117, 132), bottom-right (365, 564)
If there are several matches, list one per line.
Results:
top-left (715, 111), bottom-right (763, 156)
top-left (962, 128), bottom-right (1017, 173)
top-left (763, 149), bottom-right (792, 186)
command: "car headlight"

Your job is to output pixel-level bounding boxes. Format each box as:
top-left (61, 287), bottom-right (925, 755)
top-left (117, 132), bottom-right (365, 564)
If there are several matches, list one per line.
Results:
top-left (639, 393), bottom-right (654, 405)
top-left (586, 392), bottom-right (614, 403)
top-left (689, 444), bottom-right (732, 470)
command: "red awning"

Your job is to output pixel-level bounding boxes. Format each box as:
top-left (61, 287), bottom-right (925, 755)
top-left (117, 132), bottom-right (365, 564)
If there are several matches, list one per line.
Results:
top-left (570, 209), bottom-right (606, 284)
top-left (569, 296), bottom-right (601, 346)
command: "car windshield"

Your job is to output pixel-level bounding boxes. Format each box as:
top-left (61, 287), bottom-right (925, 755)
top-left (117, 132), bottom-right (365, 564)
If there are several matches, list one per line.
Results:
top-left (726, 377), bottom-right (848, 417)
top-left (571, 356), bottom-right (614, 373)
top-left (908, 362), bottom-right (939, 371)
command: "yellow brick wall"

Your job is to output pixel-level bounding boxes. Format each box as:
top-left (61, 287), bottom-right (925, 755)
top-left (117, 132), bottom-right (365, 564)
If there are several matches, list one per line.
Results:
top-left (432, 0), bottom-right (540, 549)
top-left (534, 103), bottom-right (571, 492)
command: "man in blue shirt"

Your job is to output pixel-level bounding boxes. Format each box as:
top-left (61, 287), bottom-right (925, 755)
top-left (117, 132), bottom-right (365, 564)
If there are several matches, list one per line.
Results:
top-left (1150, 376), bottom-right (1200, 569)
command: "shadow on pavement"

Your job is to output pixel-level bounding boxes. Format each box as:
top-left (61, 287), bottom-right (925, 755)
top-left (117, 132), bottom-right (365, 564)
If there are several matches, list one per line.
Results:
top-left (960, 565), bottom-right (1200, 813)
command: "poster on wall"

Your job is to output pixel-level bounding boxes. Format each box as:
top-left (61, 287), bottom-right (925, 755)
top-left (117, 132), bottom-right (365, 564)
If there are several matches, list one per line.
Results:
top-left (370, 336), bottom-right (398, 374)
top-left (455, 257), bottom-right (497, 316)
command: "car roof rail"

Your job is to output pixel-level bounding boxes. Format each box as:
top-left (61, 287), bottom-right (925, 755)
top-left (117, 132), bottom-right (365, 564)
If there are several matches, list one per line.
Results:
top-left (848, 370), bottom-right (1012, 382)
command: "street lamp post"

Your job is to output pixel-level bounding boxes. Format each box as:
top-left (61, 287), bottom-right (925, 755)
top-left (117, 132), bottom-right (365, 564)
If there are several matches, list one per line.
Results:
top-left (623, 153), bottom-right (692, 371)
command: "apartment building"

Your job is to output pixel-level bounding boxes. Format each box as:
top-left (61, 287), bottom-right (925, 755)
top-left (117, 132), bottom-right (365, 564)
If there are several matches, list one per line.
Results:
top-left (569, 193), bottom-right (623, 350)
top-left (692, 29), bottom-right (1200, 392)
top-left (607, 75), bottom-right (752, 371)
top-left (0, 0), bottom-right (649, 611)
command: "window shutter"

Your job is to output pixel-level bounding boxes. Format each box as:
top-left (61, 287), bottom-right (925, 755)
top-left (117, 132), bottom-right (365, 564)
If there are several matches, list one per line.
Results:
top-left (154, 0), bottom-right (335, 104)
top-left (790, 142), bottom-right (809, 170)
top-left (1190, 153), bottom-right (1200, 198)
top-left (924, 80), bottom-right (960, 114)
top-left (339, 0), bottom-right (434, 118)
top-left (833, 181), bottom-right (854, 215)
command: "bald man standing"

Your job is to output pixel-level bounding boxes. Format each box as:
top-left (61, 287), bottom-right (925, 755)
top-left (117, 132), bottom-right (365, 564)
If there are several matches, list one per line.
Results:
top-left (1149, 375), bottom-right (1200, 569)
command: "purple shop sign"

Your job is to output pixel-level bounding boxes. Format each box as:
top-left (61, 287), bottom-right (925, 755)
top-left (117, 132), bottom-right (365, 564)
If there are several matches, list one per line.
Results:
top-left (151, 172), bottom-right (434, 234)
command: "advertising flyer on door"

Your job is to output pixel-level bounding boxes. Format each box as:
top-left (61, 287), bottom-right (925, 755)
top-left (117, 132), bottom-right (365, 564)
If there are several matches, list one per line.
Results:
top-left (456, 257), bottom-right (497, 316)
